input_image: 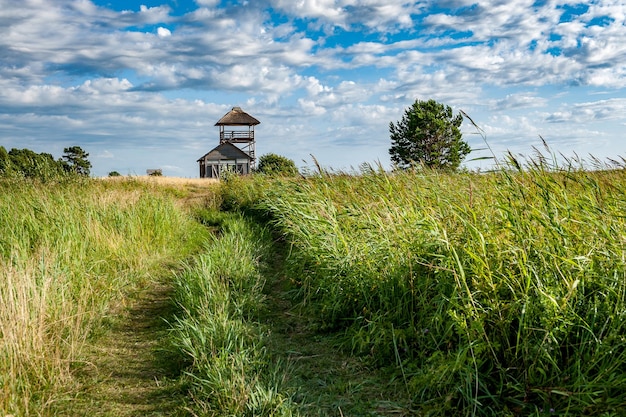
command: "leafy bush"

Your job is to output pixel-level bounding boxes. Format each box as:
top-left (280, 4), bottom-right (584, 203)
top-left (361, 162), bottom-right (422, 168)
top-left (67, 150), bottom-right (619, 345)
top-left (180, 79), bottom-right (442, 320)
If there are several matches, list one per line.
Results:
top-left (256, 153), bottom-right (299, 176)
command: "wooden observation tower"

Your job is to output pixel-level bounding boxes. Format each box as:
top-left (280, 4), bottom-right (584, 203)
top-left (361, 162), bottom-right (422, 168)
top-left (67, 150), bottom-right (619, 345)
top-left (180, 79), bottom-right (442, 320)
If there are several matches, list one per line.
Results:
top-left (215, 106), bottom-right (260, 170)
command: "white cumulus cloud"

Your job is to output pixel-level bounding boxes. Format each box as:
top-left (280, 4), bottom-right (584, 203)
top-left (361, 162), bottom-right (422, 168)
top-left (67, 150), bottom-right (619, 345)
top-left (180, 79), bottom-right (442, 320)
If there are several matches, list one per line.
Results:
top-left (157, 27), bottom-right (172, 38)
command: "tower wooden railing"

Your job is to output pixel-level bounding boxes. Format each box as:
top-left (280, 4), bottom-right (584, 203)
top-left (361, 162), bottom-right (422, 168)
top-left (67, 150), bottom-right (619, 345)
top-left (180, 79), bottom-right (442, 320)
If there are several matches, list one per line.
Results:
top-left (219, 130), bottom-right (254, 143)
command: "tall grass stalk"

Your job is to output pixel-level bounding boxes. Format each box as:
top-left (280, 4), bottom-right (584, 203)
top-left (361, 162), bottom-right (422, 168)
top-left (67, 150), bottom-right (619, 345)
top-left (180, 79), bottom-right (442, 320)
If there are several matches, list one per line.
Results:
top-left (221, 154), bottom-right (626, 415)
top-left (0, 178), bottom-right (207, 416)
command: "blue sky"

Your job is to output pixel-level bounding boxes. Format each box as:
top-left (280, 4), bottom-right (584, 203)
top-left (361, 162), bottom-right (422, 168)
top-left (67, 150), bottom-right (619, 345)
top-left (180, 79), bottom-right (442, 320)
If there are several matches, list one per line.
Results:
top-left (1, 0), bottom-right (625, 177)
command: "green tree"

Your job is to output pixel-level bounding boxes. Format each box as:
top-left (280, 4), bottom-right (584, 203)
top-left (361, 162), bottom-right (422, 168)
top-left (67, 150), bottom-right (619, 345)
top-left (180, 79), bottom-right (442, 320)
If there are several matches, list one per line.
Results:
top-left (61, 146), bottom-right (92, 176)
top-left (7, 148), bottom-right (39, 177)
top-left (0, 146), bottom-right (10, 174)
top-left (6, 148), bottom-right (65, 179)
top-left (256, 153), bottom-right (299, 176)
top-left (389, 99), bottom-right (470, 170)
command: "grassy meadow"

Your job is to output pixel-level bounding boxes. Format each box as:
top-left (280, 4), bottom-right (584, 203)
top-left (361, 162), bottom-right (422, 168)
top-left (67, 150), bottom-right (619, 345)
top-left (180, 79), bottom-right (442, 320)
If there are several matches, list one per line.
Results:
top-left (221, 157), bottom-right (626, 416)
top-left (3, 157), bottom-right (626, 416)
top-left (0, 177), bottom-right (211, 415)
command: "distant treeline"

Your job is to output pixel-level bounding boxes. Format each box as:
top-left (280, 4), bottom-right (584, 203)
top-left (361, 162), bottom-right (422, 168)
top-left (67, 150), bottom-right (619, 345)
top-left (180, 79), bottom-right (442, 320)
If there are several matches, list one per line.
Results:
top-left (0, 146), bottom-right (92, 180)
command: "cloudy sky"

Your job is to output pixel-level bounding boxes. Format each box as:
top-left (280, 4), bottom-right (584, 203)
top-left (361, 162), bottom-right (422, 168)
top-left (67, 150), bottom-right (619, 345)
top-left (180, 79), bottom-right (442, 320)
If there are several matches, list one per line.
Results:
top-left (1, 0), bottom-right (625, 177)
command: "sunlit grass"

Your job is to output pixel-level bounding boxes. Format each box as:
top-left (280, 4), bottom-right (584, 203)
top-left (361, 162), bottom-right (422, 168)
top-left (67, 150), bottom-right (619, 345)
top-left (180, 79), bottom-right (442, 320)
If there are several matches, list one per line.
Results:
top-left (5, 158), bottom-right (626, 415)
top-left (168, 211), bottom-right (298, 416)
top-left (0, 178), bottom-right (208, 416)
top-left (99, 175), bottom-right (218, 187)
top-left (220, 155), bottom-right (626, 415)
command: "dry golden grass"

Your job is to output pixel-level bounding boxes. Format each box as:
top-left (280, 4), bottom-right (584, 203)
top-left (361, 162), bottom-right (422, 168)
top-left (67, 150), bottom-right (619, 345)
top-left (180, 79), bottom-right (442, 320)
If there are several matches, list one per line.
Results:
top-left (100, 175), bottom-right (219, 186)
top-left (98, 176), bottom-right (222, 211)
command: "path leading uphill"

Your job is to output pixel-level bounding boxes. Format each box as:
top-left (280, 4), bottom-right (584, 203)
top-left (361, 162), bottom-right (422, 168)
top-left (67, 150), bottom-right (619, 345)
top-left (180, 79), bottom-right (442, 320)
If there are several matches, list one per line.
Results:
top-left (61, 281), bottom-right (187, 417)
top-left (53, 205), bottom-right (413, 416)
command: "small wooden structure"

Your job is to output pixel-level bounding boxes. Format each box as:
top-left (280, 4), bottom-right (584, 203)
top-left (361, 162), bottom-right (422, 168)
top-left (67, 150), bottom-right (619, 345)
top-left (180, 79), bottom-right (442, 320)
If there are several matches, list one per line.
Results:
top-left (197, 142), bottom-right (252, 178)
top-left (198, 106), bottom-right (260, 178)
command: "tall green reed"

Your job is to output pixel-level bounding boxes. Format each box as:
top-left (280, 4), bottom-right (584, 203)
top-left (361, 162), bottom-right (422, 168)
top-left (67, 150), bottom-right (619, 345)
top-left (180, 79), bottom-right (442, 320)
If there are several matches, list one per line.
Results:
top-left (221, 156), bottom-right (626, 415)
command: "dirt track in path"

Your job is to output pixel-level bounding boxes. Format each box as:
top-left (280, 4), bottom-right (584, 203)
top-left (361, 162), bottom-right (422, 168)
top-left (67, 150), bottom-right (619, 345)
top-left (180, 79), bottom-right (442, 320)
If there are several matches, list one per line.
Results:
top-left (62, 282), bottom-right (186, 417)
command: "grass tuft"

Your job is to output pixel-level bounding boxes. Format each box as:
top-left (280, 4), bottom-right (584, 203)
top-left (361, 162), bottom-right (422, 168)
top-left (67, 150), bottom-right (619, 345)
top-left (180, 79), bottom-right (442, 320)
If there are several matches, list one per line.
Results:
top-left (168, 211), bottom-right (298, 416)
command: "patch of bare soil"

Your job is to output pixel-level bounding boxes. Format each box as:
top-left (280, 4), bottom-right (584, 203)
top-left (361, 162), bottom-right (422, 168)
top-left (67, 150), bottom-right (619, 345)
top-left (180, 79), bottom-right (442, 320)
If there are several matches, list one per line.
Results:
top-left (61, 282), bottom-right (187, 417)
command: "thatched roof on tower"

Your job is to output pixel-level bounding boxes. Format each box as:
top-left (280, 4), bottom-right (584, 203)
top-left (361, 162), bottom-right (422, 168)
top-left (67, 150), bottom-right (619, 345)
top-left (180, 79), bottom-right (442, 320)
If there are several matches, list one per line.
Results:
top-left (215, 106), bottom-right (260, 126)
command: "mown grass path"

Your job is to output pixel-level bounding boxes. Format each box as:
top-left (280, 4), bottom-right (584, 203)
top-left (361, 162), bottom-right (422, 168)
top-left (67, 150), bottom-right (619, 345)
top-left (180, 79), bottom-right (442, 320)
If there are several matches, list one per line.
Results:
top-left (62, 281), bottom-right (186, 417)
top-left (61, 230), bottom-right (412, 416)
top-left (261, 247), bottom-right (414, 416)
